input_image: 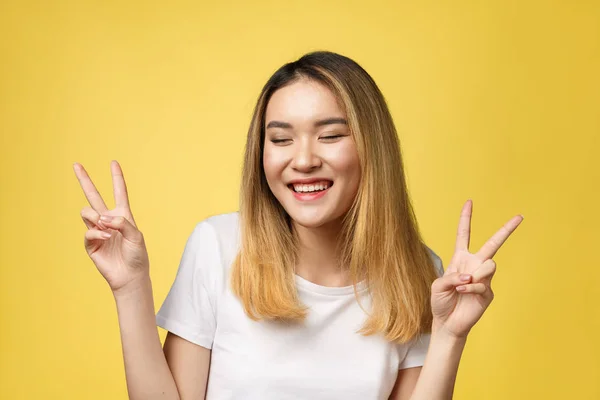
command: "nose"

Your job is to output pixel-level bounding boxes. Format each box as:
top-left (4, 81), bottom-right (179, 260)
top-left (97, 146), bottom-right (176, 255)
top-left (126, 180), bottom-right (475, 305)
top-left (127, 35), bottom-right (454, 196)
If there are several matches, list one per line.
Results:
top-left (291, 137), bottom-right (321, 172)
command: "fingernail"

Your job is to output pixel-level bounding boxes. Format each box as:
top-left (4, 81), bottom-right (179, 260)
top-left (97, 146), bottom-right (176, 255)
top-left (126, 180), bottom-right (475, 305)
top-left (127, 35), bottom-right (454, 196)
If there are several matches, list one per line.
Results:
top-left (460, 274), bottom-right (471, 281)
top-left (457, 286), bottom-right (467, 292)
top-left (100, 215), bottom-right (113, 222)
top-left (101, 232), bottom-right (111, 238)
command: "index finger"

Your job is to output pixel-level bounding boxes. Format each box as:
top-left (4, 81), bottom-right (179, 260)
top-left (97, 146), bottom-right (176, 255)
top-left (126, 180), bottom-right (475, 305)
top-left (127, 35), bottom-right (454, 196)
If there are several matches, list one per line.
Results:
top-left (111, 160), bottom-right (130, 209)
top-left (455, 199), bottom-right (473, 251)
top-left (475, 215), bottom-right (524, 260)
top-left (73, 163), bottom-right (109, 213)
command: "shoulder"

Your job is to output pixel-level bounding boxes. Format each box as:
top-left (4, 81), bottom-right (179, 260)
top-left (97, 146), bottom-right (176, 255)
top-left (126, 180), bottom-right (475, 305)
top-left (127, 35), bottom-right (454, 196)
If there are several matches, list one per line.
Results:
top-left (190, 211), bottom-right (241, 268)
top-left (201, 211), bottom-right (240, 238)
top-left (424, 245), bottom-right (444, 277)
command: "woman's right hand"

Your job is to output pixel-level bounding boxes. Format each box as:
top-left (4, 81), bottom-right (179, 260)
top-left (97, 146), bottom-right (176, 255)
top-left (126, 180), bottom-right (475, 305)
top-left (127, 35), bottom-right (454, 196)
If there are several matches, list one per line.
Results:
top-left (73, 160), bottom-right (150, 294)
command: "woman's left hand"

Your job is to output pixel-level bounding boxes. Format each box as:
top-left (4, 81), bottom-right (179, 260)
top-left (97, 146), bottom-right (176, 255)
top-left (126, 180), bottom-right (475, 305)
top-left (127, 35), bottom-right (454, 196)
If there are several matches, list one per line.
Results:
top-left (431, 200), bottom-right (523, 339)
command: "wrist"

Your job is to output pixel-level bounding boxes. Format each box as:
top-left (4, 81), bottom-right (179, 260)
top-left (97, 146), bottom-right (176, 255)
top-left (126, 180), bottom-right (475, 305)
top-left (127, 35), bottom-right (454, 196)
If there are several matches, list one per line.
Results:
top-left (112, 274), bottom-right (152, 300)
top-left (432, 320), bottom-right (469, 345)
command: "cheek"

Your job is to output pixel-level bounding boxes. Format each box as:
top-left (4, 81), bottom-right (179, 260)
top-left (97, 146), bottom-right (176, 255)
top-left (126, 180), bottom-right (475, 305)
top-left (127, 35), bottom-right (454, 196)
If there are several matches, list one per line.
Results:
top-left (331, 142), bottom-right (361, 182)
top-left (262, 148), bottom-right (286, 183)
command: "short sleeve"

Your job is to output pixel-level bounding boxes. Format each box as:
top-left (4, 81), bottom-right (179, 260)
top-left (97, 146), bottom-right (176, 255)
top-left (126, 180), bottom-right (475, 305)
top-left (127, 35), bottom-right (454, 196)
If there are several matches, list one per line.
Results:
top-left (156, 221), bottom-right (220, 349)
top-left (398, 333), bottom-right (432, 369)
top-left (398, 248), bottom-right (444, 369)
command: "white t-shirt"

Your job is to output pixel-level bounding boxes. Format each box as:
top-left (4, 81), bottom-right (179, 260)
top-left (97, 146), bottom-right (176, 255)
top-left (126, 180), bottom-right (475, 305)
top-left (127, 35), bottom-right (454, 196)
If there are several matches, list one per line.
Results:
top-left (156, 212), bottom-right (443, 399)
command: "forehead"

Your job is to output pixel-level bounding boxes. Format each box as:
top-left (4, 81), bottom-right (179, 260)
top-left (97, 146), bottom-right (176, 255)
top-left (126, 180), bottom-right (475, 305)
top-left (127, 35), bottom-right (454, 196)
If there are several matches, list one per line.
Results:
top-left (265, 79), bottom-right (345, 124)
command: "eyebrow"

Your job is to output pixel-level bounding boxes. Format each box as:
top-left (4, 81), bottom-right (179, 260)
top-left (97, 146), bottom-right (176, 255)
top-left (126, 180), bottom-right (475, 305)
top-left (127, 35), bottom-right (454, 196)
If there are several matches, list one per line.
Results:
top-left (265, 117), bottom-right (348, 130)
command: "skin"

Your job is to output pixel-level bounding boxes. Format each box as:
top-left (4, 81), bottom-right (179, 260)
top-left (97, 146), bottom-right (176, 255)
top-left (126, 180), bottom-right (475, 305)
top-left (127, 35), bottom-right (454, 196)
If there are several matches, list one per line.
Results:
top-left (398, 201), bottom-right (523, 400)
top-left (260, 78), bottom-right (524, 398)
top-left (262, 79), bottom-right (430, 395)
top-left (73, 81), bottom-right (523, 400)
top-left (73, 161), bottom-right (202, 400)
top-left (263, 78), bottom-right (361, 286)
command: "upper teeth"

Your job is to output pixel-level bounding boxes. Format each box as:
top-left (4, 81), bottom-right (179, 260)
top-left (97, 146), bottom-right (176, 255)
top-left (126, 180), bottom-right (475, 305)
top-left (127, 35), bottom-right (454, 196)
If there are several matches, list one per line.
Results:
top-left (293, 182), bottom-right (331, 193)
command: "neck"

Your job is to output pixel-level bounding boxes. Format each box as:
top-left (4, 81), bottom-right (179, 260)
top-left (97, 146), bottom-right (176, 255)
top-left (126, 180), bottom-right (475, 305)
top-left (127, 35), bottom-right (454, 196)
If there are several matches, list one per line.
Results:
top-left (292, 218), bottom-right (351, 287)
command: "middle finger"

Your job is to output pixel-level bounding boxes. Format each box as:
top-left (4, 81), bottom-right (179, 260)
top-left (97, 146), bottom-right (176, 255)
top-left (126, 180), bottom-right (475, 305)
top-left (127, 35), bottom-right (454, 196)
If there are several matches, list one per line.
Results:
top-left (475, 215), bottom-right (523, 260)
top-left (472, 259), bottom-right (497, 283)
top-left (73, 163), bottom-right (109, 213)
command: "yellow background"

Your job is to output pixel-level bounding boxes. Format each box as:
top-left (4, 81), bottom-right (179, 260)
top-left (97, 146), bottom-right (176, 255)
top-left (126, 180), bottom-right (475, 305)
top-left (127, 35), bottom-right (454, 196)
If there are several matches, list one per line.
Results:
top-left (1, 0), bottom-right (598, 399)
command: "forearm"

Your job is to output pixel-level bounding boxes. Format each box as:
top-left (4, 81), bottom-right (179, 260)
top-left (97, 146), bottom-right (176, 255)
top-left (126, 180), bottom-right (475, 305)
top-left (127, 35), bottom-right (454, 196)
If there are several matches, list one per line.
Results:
top-left (113, 275), bottom-right (180, 400)
top-left (409, 325), bottom-right (467, 400)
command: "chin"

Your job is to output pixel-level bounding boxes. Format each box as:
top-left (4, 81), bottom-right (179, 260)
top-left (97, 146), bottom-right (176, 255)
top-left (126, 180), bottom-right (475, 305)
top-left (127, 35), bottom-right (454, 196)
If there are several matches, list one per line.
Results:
top-left (285, 207), bottom-right (343, 230)
top-left (291, 217), bottom-right (328, 229)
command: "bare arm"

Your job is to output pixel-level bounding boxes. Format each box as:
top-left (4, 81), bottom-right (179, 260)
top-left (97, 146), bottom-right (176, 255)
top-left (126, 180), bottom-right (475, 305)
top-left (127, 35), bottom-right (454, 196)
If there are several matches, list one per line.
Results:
top-left (113, 276), bottom-right (181, 400)
top-left (393, 201), bottom-right (522, 399)
top-left (400, 200), bottom-right (523, 400)
top-left (114, 276), bottom-right (212, 400)
top-left (388, 367), bottom-right (421, 400)
top-left (388, 328), bottom-right (465, 400)
top-left (74, 161), bottom-right (212, 399)
top-left (413, 327), bottom-right (466, 399)
top-left (163, 332), bottom-right (212, 399)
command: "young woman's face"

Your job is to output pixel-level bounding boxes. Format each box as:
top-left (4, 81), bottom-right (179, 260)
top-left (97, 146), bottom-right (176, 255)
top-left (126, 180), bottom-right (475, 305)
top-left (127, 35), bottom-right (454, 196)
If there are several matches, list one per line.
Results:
top-left (263, 79), bottom-right (361, 229)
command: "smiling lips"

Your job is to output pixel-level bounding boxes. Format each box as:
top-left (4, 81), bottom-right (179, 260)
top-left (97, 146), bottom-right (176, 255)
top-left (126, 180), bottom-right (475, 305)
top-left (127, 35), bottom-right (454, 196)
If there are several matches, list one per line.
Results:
top-left (287, 180), bottom-right (334, 201)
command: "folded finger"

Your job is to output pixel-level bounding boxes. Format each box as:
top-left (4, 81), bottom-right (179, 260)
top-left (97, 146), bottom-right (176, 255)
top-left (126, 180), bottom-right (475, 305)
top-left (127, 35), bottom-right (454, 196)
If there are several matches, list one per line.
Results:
top-left (99, 215), bottom-right (143, 243)
top-left (80, 207), bottom-right (101, 230)
top-left (432, 272), bottom-right (473, 293)
top-left (456, 282), bottom-right (488, 294)
top-left (84, 228), bottom-right (112, 247)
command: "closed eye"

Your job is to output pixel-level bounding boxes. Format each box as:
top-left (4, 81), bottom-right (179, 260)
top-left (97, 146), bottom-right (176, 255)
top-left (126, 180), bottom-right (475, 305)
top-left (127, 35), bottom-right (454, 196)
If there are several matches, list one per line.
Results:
top-left (321, 134), bottom-right (345, 140)
top-left (271, 138), bottom-right (291, 144)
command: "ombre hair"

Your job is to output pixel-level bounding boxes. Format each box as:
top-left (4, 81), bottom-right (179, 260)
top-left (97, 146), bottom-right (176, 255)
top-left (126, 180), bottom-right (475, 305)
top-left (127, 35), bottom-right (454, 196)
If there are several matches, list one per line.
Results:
top-left (230, 51), bottom-right (439, 343)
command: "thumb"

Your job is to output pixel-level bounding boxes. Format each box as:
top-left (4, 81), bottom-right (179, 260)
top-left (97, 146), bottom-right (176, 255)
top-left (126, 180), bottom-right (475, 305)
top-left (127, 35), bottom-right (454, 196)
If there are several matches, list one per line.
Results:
top-left (432, 272), bottom-right (472, 293)
top-left (99, 215), bottom-right (143, 243)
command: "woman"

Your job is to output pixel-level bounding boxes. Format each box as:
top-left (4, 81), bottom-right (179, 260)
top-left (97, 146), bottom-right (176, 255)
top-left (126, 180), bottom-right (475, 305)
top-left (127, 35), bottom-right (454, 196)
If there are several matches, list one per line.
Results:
top-left (73, 51), bottom-right (523, 400)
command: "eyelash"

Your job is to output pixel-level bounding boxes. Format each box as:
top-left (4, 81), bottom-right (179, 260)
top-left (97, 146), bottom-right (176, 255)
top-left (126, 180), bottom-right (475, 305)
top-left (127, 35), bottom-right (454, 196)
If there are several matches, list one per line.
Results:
top-left (270, 135), bottom-right (344, 144)
top-left (322, 134), bottom-right (343, 140)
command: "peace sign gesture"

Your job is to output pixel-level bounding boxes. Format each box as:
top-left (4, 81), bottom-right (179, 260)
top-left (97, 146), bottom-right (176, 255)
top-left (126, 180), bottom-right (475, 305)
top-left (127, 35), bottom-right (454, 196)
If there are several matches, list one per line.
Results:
top-left (431, 200), bottom-right (524, 338)
top-left (73, 160), bottom-right (149, 294)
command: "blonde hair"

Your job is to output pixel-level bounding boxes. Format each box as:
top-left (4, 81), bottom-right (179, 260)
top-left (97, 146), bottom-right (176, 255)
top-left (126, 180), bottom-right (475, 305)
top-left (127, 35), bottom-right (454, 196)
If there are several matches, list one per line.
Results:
top-left (230, 51), bottom-right (439, 343)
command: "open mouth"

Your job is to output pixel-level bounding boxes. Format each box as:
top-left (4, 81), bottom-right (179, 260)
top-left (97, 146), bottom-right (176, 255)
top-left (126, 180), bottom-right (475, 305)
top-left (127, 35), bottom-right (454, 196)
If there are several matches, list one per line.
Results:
top-left (287, 180), bottom-right (334, 194)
